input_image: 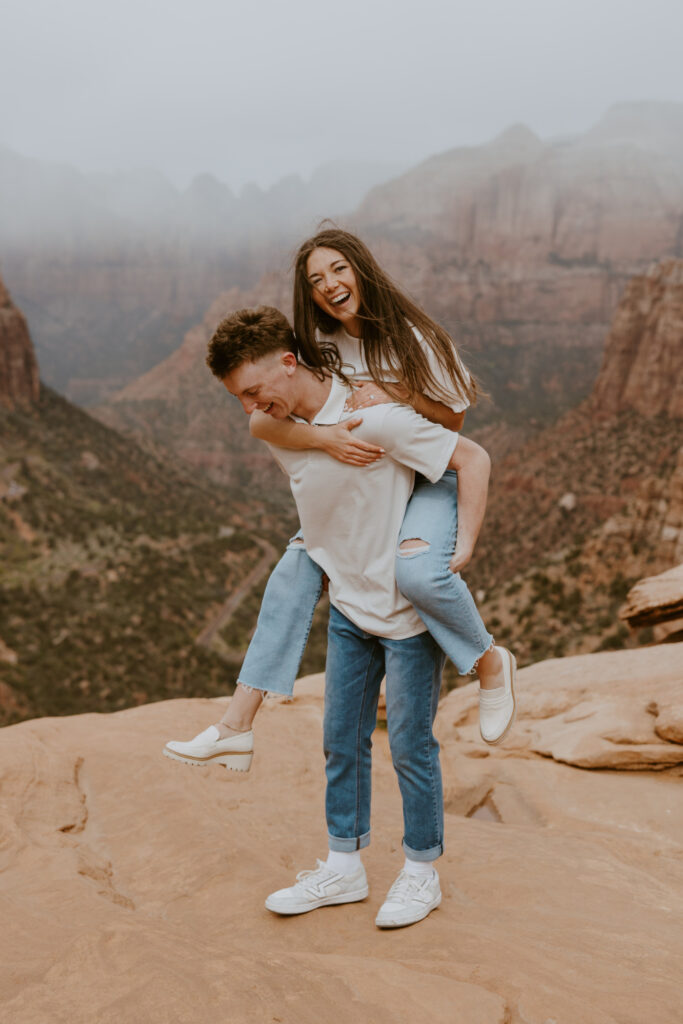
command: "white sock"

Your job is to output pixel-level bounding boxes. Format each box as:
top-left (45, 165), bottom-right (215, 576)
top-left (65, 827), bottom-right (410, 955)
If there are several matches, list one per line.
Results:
top-left (325, 849), bottom-right (362, 876)
top-left (403, 856), bottom-right (437, 879)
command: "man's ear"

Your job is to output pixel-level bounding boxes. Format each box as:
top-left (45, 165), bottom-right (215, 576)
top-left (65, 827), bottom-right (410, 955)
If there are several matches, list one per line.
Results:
top-left (281, 351), bottom-right (298, 373)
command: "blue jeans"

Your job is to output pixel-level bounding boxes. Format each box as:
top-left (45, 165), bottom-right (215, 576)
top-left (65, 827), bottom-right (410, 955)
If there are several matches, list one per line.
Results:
top-left (238, 471), bottom-right (492, 695)
top-left (324, 606), bottom-right (445, 860)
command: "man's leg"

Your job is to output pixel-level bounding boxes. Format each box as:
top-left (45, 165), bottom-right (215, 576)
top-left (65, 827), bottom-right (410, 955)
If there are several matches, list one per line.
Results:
top-left (264, 605), bottom-right (381, 916)
top-left (323, 606), bottom-right (386, 851)
top-left (375, 629), bottom-right (446, 928)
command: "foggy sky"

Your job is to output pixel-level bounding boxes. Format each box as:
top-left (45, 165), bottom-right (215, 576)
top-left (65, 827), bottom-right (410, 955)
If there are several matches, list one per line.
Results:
top-left (3, 0), bottom-right (683, 192)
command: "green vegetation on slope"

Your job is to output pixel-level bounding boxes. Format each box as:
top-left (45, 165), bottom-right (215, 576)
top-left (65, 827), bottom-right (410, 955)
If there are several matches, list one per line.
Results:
top-left (0, 387), bottom-right (295, 724)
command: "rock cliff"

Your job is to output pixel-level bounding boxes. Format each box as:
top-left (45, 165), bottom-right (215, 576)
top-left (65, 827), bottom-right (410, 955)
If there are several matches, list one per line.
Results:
top-left (0, 275), bottom-right (39, 408)
top-left (590, 260), bottom-right (683, 418)
top-left (1, 647), bottom-right (682, 1022)
top-left (466, 259), bottom-right (682, 665)
top-left (345, 105), bottom-right (683, 425)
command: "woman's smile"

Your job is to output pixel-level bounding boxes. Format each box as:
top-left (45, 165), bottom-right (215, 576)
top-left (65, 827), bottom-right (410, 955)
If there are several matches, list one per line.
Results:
top-left (307, 247), bottom-right (361, 335)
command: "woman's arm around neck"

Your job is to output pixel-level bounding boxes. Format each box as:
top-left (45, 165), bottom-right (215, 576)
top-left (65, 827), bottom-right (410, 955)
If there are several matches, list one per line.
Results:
top-left (249, 411), bottom-right (385, 466)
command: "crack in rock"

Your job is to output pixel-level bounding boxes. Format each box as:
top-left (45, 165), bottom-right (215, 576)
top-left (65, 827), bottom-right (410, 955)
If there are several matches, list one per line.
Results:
top-left (57, 757), bottom-right (88, 834)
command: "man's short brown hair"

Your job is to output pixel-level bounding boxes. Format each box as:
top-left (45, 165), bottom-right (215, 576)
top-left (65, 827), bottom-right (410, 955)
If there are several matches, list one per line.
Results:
top-left (206, 306), bottom-right (296, 379)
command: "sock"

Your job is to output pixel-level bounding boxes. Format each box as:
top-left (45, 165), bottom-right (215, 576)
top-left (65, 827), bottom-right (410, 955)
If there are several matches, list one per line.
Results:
top-left (325, 849), bottom-right (362, 876)
top-left (403, 856), bottom-right (437, 879)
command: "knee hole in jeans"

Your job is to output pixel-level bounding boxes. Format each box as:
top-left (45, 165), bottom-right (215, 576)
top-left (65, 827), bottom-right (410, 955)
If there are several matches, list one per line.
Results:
top-left (397, 538), bottom-right (431, 558)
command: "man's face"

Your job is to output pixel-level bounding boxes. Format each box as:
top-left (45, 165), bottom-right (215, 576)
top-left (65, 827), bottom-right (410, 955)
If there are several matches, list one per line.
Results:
top-left (223, 350), bottom-right (297, 419)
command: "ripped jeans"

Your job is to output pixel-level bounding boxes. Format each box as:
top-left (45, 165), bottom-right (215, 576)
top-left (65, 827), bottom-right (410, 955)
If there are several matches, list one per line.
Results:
top-left (238, 470), bottom-right (492, 696)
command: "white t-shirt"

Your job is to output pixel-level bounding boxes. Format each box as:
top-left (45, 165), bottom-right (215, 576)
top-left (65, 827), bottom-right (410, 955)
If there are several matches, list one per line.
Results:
top-left (324, 325), bottom-right (471, 414)
top-left (268, 376), bottom-right (458, 639)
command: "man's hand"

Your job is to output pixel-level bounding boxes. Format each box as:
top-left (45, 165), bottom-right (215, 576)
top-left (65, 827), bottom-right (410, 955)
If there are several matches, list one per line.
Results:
top-left (319, 420), bottom-right (385, 466)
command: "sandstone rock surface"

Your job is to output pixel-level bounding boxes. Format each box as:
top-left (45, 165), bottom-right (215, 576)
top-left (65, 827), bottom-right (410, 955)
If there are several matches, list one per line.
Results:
top-left (620, 562), bottom-right (683, 628)
top-left (0, 274), bottom-right (39, 408)
top-left (1, 645), bottom-right (682, 1023)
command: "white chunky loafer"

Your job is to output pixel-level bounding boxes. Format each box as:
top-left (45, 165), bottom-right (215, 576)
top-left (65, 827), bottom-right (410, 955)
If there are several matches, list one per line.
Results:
top-left (479, 646), bottom-right (517, 745)
top-left (163, 725), bottom-right (253, 771)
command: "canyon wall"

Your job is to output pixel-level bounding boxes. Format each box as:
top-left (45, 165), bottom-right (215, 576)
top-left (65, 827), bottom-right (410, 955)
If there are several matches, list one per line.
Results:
top-left (0, 275), bottom-right (39, 408)
top-left (590, 260), bottom-right (683, 419)
top-left (471, 258), bottom-right (683, 663)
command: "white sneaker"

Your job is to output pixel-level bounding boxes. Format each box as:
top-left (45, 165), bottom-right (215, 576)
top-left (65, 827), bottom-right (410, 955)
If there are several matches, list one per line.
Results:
top-left (163, 725), bottom-right (253, 771)
top-left (265, 860), bottom-right (369, 915)
top-left (479, 646), bottom-right (517, 745)
top-left (375, 868), bottom-right (441, 928)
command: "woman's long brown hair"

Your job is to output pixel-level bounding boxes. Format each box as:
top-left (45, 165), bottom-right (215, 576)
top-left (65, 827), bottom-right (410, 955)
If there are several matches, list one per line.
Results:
top-left (293, 228), bottom-right (477, 407)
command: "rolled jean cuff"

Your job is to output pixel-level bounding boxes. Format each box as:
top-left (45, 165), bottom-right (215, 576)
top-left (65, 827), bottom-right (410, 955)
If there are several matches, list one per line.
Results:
top-left (328, 830), bottom-right (371, 852)
top-left (402, 839), bottom-right (443, 862)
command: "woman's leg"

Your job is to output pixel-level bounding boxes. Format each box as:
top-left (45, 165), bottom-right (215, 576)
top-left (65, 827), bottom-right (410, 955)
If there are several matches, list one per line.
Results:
top-left (230, 533), bottom-right (324, 697)
top-left (395, 472), bottom-right (515, 741)
top-left (395, 472), bottom-right (493, 675)
top-left (163, 533), bottom-right (324, 763)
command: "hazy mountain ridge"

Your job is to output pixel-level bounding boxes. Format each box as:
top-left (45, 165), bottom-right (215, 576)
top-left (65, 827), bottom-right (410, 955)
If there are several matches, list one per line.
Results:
top-left (0, 144), bottom-right (405, 244)
top-left (100, 101), bottom-right (683, 438)
top-left (0, 147), bottom-right (404, 403)
top-left (6, 101), bottom-right (683, 411)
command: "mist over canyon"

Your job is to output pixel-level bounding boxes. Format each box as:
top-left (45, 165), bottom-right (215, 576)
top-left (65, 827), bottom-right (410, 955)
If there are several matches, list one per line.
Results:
top-left (2, 101), bottom-right (683, 423)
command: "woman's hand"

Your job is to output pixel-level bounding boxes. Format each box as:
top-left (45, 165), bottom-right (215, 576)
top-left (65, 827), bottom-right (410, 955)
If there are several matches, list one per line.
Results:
top-left (318, 420), bottom-right (385, 466)
top-left (344, 381), bottom-right (407, 411)
top-left (449, 538), bottom-right (475, 575)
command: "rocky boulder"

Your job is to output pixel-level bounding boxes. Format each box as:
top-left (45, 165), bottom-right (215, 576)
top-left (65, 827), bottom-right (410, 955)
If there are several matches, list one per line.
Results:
top-left (620, 562), bottom-right (683, 628)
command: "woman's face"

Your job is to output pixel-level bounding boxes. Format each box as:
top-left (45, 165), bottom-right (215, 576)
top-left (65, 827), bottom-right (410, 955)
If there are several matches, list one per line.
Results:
top-left (306, 247), bottom-right (361, 336)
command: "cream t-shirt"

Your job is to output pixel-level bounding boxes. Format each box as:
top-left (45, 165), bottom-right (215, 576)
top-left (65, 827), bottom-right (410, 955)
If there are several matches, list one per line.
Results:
top-left (268, 376), bottom-right (458, 639)
top-left (325, 325), bottom-right (471, 414)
